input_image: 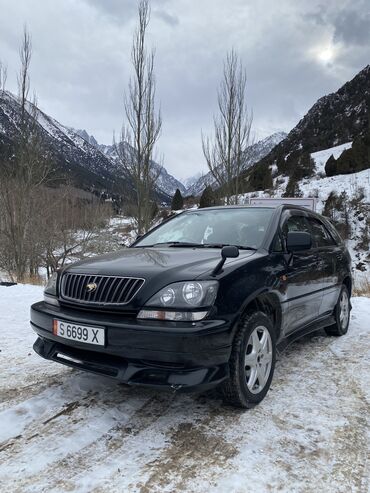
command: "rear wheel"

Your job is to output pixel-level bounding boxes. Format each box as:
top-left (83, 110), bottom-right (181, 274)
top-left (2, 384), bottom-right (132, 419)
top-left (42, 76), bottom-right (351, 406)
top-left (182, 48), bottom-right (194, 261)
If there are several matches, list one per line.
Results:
top-left (325, 285), bottom-right (350, 336)
top-left (221, 311), bottom-right (276, 409)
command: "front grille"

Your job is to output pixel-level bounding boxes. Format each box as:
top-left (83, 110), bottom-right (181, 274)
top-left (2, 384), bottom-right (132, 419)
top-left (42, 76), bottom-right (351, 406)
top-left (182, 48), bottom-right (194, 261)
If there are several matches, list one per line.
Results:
top-left (60, 273), bottom-right (145, 305)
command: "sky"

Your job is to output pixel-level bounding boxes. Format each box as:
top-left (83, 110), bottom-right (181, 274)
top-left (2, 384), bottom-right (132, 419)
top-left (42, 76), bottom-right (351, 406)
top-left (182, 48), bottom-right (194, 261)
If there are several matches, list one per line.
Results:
top-left (1, 0), bottom-right (370, 181)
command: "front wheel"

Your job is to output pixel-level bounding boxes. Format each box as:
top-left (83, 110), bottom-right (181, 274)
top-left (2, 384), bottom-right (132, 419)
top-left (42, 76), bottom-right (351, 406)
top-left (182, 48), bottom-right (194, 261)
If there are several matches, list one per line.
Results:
top-left (325, 285), bottom-right (351, 336)
top-left (221, 311), bottom-right (276, 409)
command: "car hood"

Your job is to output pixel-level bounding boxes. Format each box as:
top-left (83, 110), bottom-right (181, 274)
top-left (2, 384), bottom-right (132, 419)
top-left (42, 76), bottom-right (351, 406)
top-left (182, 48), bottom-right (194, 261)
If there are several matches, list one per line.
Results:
top-left (65, 246), bottom-right (256, 280)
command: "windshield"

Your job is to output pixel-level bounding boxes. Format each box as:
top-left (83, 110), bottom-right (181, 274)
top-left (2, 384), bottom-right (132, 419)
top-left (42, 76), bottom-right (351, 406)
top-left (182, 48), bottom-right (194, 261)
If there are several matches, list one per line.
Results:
top-left (135, 208), bottom-right (274, 249)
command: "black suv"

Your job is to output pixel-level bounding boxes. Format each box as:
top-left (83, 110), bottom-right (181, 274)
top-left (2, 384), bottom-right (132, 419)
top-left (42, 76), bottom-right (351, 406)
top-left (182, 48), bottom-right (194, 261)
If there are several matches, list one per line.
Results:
top-left (31, 205), bottom-right (351, 408)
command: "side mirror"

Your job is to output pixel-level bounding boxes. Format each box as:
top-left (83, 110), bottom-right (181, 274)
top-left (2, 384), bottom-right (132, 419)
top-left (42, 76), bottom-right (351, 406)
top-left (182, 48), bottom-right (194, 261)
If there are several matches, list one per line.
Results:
top-left (286, 231), bottom-right (312, 252)
top-left (221, 245), bottom-right (239, 259)
top-left (212, 245), bottom-right (239, 275)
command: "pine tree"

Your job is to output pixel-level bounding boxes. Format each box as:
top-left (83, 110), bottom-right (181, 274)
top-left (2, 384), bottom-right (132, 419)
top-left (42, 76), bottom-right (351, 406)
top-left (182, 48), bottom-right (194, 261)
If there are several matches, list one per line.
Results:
top-left (171, 188), bottom-right (184, 210)
top-left (248, 163), bottom-right (273, 191)
top-left (325, 154), bottom-right (337, 176)
top-left (283, 177), bottom-right (302, 197)
top-left (199, 186), bottom-right (218, 208)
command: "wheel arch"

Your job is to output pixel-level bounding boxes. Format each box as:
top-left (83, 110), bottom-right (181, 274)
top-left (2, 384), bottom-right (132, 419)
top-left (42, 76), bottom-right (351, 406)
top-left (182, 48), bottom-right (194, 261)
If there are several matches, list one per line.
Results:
top-left (342, 276), bottom-right (352, 297)
top-left (236, 290), bottom-right (282, 340)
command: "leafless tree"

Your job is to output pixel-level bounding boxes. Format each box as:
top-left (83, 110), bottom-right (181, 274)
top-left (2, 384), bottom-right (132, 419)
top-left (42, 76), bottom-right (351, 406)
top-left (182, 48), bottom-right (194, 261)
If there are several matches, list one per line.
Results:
top-left (0, 27), bottom-right (51, 281)
top-left (0, 61), bottom-right (7, 93)
top-left (202, 49), bottom-right (253, 204)
top-left (115, 0), bottom-right (162, 234)
top-left (35, 185), bottom-right (112, 276)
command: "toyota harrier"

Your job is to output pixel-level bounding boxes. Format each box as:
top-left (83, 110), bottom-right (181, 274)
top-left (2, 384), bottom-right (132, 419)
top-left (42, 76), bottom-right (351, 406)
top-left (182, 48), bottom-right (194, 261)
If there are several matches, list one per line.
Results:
top-left (30, 205), bottom-right (352, 408)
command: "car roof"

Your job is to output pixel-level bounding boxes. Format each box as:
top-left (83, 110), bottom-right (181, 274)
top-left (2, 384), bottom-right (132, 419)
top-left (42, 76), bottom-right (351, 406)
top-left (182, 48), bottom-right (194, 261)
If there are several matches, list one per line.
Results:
top-left (187, 204), bottom-right (312, 212)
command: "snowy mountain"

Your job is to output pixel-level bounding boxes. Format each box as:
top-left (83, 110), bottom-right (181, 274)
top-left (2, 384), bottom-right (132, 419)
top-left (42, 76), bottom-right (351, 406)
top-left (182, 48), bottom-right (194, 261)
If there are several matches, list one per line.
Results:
top-left (184, 131), bottom-right (287, 196)
top-left (74, 129), bottom-right (187, 197)
top-left (0, 91), bottom-right (127, 195)
top-left (0, 91), bottom-right (183, 201)
top-left (245, 64), bottom-right (370, 186)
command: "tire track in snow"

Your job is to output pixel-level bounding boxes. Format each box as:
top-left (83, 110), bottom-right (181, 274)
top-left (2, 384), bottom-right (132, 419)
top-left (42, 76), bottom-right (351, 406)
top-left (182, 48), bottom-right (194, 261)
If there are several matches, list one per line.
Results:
top-left (135, 403), bottom-right (240, 493)
top-left (2, 392), bottom-right (177, 492)
top-left (0, 370), bottom-right (70, 412)
top-left (245, 332), bottom-right (370, 493)
top-left (0, 375), bottom-right (149, 483)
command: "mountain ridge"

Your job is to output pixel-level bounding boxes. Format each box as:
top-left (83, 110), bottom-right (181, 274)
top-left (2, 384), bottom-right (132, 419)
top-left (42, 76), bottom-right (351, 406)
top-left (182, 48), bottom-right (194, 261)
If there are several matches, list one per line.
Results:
top-left (184, 131), bottom-right (287, 196)
top-left (240, 64), bottom-right (370, 193)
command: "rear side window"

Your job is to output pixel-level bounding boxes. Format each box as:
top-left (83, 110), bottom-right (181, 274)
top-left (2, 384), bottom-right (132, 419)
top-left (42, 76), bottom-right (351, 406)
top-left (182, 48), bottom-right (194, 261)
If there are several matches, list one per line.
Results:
top-left (306, 217), bottom-right (336, 247)
top-left (325, 219), bottom-right (343, 244)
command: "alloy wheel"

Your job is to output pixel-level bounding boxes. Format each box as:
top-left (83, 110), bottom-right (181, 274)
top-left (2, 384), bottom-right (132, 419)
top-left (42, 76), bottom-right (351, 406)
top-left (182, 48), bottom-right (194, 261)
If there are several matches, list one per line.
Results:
top-left (244, 326), bottom-right (273, 394)
top-left (339, 289), bottom-right (349, 329)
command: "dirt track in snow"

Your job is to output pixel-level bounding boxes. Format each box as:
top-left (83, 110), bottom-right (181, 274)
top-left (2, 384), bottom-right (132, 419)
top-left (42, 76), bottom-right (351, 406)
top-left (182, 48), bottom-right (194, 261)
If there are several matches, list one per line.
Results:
top-left (0, 286), bottom-right (369, 493)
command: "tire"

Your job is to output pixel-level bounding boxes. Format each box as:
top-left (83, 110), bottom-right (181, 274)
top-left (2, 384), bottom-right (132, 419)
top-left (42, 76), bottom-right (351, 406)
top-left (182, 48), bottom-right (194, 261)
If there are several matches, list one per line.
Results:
top-left (221, 311), bottom-right (276, 409)
top-left (325, 285), bottom-right (351, 336)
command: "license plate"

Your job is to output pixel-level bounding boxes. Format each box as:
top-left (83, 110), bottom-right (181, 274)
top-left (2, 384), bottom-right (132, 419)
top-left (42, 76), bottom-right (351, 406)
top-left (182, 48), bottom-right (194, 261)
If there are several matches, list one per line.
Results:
top-left (53, 320), bottom-right (105, 346)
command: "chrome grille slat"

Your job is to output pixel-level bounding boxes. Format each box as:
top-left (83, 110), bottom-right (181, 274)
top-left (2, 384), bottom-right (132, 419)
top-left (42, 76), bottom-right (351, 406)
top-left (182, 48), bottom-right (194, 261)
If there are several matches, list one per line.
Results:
top-left (77, 275), bottom-right (86, 301)
top-left (104, 277), bottom-right (119, 303)
top-left (94, 276), bottom-right (108, 301)
top-left (110, 278), bottom-right (125, 303)
top-left (70, 275), bottom-right (78, 299)
top-left (60, 274), bottom-right (144, 306)
top-left (120, 279), bottom-right (139, 303)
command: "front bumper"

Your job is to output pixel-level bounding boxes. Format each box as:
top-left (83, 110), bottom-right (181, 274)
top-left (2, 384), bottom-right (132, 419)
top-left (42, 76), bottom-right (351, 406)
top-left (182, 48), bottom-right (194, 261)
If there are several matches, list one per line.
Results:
top-left (30, 301), bottom-right (233, 391)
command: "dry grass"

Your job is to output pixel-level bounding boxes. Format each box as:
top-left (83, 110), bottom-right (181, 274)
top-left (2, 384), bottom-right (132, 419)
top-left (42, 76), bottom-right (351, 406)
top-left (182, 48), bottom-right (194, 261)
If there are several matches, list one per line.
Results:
top-left (21, 274), bottom-right (45, 286)
top-left (353, 277), bottom-right (370, 297)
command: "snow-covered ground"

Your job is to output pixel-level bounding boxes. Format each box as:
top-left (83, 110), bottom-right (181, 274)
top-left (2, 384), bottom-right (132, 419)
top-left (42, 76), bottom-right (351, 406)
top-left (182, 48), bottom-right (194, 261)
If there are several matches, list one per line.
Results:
top-left (0, 285), bottom-right (369, 492)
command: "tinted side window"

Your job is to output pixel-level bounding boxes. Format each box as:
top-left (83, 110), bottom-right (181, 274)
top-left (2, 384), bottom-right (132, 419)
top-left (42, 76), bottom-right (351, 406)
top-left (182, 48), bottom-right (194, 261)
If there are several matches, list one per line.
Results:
top-left (325, 219), bottom-right (342, 244)
top-left (306, 217), bottom-right (336, 247)
top-left (282, 215), bottom-right (310, 236)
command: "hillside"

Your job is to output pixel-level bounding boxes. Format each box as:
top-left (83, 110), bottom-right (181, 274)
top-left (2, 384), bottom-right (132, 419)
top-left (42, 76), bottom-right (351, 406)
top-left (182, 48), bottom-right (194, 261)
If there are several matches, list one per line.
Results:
top-left (0, 92), bottom-right (183, 202)
top-left (273, 65), bottom-right (370, 157)
top-left (75, 129), bottom-right (187, 197)
top-left (185, 131), bottom-right (287, 196)
top-left (0, 91), bottom-right (128, 195)
top-left (241, 142), bottom-right (370, 278)
top-left (243, 65), bottom-right (370, 194)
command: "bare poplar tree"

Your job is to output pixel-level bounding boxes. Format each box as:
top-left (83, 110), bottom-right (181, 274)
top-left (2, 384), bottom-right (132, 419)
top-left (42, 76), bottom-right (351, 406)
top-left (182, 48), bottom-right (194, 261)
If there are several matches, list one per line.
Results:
top-left (202, 50), bottom-right (252, 204)
top-left (0, 61), bottom-right (7, 93)
top-left (0, 27), bottom-right (51, 281)
top-left (116, 0), bottom-right (162, 234)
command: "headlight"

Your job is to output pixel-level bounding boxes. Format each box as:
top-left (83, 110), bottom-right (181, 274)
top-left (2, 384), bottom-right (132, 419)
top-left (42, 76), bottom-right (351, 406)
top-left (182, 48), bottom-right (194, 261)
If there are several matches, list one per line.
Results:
top-left (144, 281), bottom-right (218, 309)
top-left (137, 281), bottom-right (218, 322)
top-left (44, 272), bottom-right (59, 306)
top-left (44, 272), bottom-right (58, 295)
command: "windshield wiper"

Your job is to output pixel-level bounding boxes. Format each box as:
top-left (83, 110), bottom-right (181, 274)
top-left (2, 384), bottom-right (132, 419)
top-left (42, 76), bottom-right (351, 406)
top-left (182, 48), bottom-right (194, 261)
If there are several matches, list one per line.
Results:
top-left (203, 243), bottom-right (257, 251)
top-left (137, 241), bottom-right (206, 248)
top-left (135, 242), bottom-right (257, 250)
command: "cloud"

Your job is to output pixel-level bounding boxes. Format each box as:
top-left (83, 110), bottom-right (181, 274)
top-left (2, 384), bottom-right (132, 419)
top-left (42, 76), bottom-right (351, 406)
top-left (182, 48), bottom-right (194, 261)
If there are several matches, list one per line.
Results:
top-left (153, 9), bottom-right (179, 27)
top-left (333, 8), bottom-right (370, 45)
top-left (0, 0), bottom-right (369, 179)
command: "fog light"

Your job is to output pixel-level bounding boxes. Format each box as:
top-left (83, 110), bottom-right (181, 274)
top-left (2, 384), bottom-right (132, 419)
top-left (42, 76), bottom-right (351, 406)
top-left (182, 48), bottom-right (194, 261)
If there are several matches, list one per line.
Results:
top-left (44, 294), bottom-right (60, 307)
